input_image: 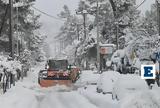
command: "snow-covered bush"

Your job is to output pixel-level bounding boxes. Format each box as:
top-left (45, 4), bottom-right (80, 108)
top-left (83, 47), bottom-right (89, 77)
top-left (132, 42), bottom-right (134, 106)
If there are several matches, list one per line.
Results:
top-left (19, 49), bottom-right (31, 65)
top-left (0, 55), bottom-right (22, 75)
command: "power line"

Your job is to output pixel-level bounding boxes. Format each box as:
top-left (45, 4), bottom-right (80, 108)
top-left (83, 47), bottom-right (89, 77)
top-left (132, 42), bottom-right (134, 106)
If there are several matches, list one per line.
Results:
top-left (31, 6), bottom-right (66, 22)
top-left (136, 0), bottom-right (147, 9)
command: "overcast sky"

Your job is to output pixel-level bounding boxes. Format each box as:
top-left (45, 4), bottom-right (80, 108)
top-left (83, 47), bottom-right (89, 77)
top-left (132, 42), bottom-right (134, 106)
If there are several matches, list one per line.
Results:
top-left (34, 0), bottom-right (79, 39)
top-left (34, 0), bottom-right (155, 39)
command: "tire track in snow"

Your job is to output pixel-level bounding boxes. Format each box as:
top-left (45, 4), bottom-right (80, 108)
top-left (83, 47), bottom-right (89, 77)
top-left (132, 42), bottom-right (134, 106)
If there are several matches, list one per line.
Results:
top-left (36, 90), bottom-right (98, 108)
top-left (58, 91), bottom-right (98, 108)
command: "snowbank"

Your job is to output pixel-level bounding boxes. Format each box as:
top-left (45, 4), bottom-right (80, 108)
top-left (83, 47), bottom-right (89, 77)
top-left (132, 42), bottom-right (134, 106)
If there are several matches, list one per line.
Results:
top-left (97, 71), bottom-right (120, 93)
top-left (76, 70), bottom-right (100, 86)
top-left (0, 81), bottom-right (39, 108)
top-left (78, 84), bottom-right (118, 108)
top-left (120, 88), bottom-right (160, 108)
top-left (112, 74), bottom-right (148, 100)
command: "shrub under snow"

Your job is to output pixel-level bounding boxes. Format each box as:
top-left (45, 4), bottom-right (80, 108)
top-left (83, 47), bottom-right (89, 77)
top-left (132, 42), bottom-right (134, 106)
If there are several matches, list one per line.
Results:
top-left (0, 55), bottom-right (22, 74)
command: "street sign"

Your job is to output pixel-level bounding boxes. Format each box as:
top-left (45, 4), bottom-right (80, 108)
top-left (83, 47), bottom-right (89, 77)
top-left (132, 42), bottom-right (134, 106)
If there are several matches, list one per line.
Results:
top-left (100, 47), bottom-right (106, 54)
top-left (100, 47), bottom-right (113, 54)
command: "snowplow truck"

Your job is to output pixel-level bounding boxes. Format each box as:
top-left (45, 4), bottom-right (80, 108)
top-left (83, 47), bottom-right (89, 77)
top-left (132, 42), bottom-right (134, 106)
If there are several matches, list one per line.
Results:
top-left (38, 59), bottom-right (80, 87)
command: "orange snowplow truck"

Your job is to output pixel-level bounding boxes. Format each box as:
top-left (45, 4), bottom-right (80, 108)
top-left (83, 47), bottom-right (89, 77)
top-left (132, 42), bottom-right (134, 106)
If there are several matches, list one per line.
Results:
top-left (38, 59), bottom-right (80, 87)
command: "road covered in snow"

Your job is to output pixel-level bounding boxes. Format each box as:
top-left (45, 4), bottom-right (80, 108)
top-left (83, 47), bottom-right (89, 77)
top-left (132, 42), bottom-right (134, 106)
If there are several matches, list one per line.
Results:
top-left (0, 82), bottom-right (99, 108)
top-left (0, 64), bottom-right (160, 108)
top-left (0, 64), bottom-right (100, 108)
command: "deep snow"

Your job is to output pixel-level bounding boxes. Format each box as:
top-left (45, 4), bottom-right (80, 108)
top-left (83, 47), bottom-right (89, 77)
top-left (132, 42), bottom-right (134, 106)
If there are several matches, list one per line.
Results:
top-left (0, 64), bottom-right (99, 108)
top-left (0, 64), bottom-right (160, 108)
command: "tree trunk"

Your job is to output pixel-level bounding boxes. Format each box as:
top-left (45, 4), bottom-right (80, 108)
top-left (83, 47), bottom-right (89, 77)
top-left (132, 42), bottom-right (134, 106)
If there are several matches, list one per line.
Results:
top-left (109, 0), bottom-right (117, 18)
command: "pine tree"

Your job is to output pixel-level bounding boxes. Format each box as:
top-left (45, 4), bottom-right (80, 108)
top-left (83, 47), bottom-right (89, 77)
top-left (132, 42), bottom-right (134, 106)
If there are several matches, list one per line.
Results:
top-left (0, 0), bottom-right (41, 55)
top-left (57, 5), bottom-right (80, 47)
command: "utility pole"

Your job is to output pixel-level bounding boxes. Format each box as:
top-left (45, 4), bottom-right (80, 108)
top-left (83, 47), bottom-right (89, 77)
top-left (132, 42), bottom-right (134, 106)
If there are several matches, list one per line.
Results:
top-left (0, 5), bottom-right (8, 37)
top-left (76, 10), bottom-right (87, 40)
top-left (83, 12), bottom-right (87, 40)
top-left (156, 0), bottom-right (160, 79)
top-left (76, 24), bottom-right (80, 40)
top-left (76, 0), bottom-right (88, 41)
top-left (60, 39), bottom-right (63, 53)
top-left (76, 23), bottom-right (82, 41)
top-left (157, 0), bottom-right (160, 36)
top-left (116, 22), bottom-right (119, 50)
top-left (9, 0), bottom-right (14, 57)
top-left (16, 6), bottom-right (19, 56)
top-left (115, 7), bottom-right (119, 50)
top-left (96, 0), bottom-right (100, 73)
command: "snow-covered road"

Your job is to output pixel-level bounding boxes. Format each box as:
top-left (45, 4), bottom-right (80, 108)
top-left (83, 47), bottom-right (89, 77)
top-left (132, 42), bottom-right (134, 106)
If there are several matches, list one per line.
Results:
top-left (37, 90), bottom-right (98, 108)
top-left (1, 64), bottom-right (159, 108)
top-left (0, 81), bottom-right (98, 108)
top-left (0, 64), bottom-right (98, 108)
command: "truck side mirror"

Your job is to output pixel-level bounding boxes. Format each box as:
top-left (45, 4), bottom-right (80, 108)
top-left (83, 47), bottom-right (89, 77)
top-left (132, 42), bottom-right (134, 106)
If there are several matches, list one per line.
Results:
top-left (67, 65), bottom-right (72, 70)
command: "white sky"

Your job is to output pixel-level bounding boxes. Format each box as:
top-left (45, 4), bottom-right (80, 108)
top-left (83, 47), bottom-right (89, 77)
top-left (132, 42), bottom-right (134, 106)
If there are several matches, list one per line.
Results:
top-left (35, 0), bottom-right (155, 38)
top-left (137, 0), bottom-right (155, 14)
top-left (34, 0), bottom-right (79, 39)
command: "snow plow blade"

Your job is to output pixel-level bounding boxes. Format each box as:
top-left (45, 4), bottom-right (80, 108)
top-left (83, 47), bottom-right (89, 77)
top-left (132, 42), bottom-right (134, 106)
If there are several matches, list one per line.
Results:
top-left (38, 70), bottom-right (72, 87)
top-left (39, 79), bottom-right (72, 87)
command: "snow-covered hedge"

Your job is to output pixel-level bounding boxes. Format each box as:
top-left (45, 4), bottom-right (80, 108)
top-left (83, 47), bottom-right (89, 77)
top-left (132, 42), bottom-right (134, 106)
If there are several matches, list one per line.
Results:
top-left (0, 55), bottom-right (22, 74)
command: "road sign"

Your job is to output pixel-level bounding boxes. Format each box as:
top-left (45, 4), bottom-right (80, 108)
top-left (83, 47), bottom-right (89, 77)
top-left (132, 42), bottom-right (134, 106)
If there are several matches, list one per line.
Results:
top-left (100, 46), bottom-right (114, 54)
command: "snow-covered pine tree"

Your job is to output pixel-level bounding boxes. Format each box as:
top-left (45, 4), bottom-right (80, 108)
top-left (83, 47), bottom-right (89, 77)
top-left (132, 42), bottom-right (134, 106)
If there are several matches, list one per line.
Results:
top-left (55, 5), bottom-right (83, 64)
top-left (57, 5), bottom-right (80, 47)
top-left (0, 0), bottom-right (41, 56)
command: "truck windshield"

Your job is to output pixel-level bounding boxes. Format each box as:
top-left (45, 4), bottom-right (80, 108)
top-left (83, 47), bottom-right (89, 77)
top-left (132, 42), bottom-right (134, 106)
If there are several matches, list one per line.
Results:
top-left (48, 60), bottom-right (68, 70)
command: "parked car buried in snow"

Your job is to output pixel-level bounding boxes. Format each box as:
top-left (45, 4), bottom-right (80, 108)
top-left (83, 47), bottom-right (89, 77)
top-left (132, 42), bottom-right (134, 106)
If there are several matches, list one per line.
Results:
top-left (96, 71), bottom-right (120, 94)
top-left (112, 74), bottom-right (148, 100)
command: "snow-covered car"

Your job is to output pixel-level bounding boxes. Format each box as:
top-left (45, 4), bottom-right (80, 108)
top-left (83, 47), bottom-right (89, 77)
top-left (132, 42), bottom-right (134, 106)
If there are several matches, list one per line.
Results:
top-left (131, 57), bottom-right (141, 74)
top-left (106, 61), bottom-right (112, 70)
top-left (76, 70), bottom-right (100, 87)
top-left (111, 50), bottom-right (122, 71)
top-left (112, 74), bottom-right (148, 100)
top-left (111, 50), bottom-right (131, 74)
top-left (89, 64), bottom-right (96, 71)
top-left (96, 71), bottom-right (120, 94)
